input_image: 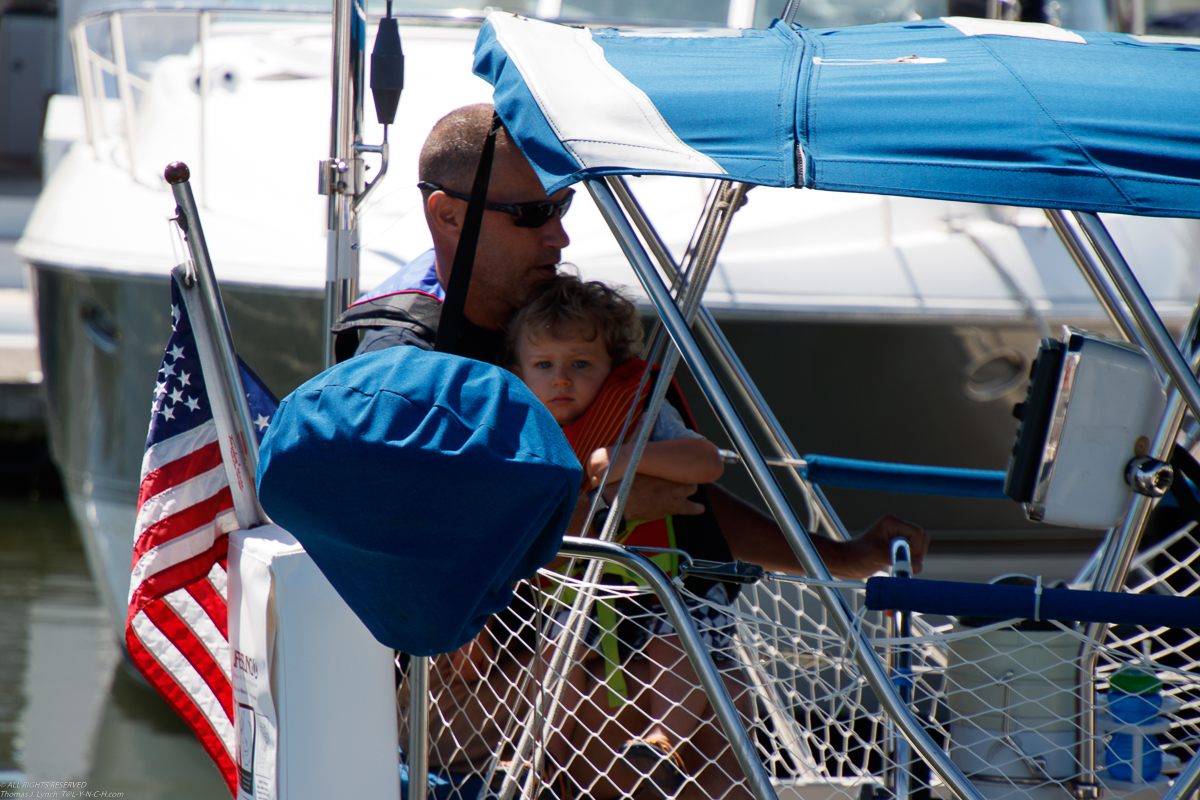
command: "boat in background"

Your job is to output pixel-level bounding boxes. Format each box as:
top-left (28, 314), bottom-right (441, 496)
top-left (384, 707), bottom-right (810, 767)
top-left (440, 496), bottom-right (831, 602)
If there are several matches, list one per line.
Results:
top-left (15, 0), bottom-right (1200, 643)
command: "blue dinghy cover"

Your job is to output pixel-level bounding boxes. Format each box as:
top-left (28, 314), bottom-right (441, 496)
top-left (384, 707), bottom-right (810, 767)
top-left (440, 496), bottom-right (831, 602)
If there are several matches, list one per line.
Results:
top-left (256, 347), bottom-right (582, 656)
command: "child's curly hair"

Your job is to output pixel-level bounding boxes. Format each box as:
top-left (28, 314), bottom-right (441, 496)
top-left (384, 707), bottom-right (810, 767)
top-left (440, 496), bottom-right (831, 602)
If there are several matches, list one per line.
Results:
top-left (506, 274), bottom-right (643, 366)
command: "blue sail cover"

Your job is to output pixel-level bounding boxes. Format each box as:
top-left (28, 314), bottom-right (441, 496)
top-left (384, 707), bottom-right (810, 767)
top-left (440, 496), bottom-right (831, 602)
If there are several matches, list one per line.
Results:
top-left (474, 13), bottom-right (1200, 217)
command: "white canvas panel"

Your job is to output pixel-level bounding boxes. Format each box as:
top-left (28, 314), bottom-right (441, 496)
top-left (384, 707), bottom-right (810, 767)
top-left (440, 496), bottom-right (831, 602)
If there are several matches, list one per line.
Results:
top-left (488, 13), bottom-right (726, 177)
top-left (942, 17), bottom-right (1087, 43)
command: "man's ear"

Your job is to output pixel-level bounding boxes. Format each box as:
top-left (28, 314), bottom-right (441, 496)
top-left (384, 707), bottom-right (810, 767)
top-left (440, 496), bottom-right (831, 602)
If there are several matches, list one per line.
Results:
top-left (426, 192), bottom-right (463, 241)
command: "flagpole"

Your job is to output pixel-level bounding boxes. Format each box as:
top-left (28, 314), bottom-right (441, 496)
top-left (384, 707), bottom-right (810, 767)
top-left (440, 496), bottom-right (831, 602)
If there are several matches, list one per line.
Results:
top-left (165, 161), bottom-right (268, 530)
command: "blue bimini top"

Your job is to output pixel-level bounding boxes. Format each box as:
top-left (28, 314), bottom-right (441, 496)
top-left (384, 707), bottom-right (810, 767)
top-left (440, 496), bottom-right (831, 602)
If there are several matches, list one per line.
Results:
top-left (256, 346), bottom-right (582, 656)
top-left (475, 13), bottom-right (1200, 217)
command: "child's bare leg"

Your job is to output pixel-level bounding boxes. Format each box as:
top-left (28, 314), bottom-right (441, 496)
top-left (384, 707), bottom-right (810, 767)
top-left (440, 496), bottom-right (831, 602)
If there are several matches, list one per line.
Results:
top-left (676, 667), bottom-right (754, 800)
top-left (636, 634), bottom-right (709, 751)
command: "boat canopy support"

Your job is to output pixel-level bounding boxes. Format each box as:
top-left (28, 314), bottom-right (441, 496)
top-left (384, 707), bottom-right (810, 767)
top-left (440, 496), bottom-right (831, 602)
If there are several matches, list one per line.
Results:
top-left (1045, 208), bottom-right (1200, 800)
top-left (589, 170), bottom-right (1200, 800)
top-left (585, 175), bottom-right (988, 800)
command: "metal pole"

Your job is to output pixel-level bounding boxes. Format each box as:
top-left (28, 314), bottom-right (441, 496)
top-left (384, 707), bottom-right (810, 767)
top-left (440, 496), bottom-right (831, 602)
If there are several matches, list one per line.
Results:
top-left (166, 163), bottom-right (266, 529)
top-left (891, 540), bottom-right (914, 800)
top-left (407, 656), bottom-right (430, 800)
top-left (1048, 207), bottom-right (1200, 797)
top-left (1073, 211), bottom-right (1200, 422)
top-left (559, 537), bottom-right (779, 800)
top-left (108, 13), bottom-right (137, 180)
top-left (71, 22), bottom-right (96, 147)
top-left (780, 0), bottom-right (802, 24)
top-left (198, 11), bottom-right (210, 208)
top-left (1158, 736), bottom-right (1200, 800)
top-left (586, 177), bottom-right (984, 800)
top-left (324, 0), bottom-right (364, 368)
top-left (504, 181), bottom-right (742, 800)
top-left (1044, 210), bottom-right (1145, 351)
top-left (608, 177), bottom-right (851, 542)
top-left (1073, 309), bottom-right (1200, 797)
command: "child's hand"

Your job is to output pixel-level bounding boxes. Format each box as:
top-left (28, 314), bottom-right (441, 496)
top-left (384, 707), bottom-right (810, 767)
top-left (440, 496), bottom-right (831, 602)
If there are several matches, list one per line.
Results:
top-left (586, 446), bottom-right (628, 488)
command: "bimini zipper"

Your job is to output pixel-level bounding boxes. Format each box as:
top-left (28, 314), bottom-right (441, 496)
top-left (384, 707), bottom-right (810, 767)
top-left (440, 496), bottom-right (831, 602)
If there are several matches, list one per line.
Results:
top-left (813, 55), bottom-right (947, 64)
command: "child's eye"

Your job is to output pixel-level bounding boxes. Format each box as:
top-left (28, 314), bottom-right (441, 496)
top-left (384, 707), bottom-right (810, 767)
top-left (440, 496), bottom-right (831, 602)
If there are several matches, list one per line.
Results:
top-left (572, 360), bottom-right (590, 369)
top-left (534, 360), bottom-right (552, 370)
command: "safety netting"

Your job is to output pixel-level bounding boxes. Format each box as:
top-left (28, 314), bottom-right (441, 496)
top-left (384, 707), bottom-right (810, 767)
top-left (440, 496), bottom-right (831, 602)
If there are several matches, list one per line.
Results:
top-left (394, 520), bottom-right (1200, 800)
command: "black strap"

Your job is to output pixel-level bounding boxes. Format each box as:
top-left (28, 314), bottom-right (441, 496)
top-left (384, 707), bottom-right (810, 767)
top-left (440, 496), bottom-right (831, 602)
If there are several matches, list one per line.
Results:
top-left (1169, 446), bottom-right (1200, 521)
top-left (433, 113), bottom-right (501, 355)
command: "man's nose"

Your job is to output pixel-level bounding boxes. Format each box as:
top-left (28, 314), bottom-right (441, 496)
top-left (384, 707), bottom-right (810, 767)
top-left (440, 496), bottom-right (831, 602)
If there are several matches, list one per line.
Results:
top-left (543, 215), bottom-right (570, 249)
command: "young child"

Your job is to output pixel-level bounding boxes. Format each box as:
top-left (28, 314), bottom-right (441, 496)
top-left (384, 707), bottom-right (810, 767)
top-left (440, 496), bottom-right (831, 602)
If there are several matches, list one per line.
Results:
top-left (507, 274), bottom-right (728, 797)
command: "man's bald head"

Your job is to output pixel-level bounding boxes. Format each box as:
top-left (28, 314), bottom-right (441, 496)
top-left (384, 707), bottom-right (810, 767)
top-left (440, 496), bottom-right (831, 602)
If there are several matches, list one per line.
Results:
top-left (418, 103), bottom-right (514, 192)
top-left (420, 103), bottom-right (569, 331)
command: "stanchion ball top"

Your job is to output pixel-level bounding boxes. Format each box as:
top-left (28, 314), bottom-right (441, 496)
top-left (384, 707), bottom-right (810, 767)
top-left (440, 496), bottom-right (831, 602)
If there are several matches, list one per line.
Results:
top-left (165, 162), bottom-right (191, 184)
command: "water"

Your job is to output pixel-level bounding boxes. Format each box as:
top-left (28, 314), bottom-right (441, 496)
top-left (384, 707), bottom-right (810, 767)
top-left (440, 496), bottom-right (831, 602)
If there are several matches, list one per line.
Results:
top-left (0, 496), bottom-right (228, 799)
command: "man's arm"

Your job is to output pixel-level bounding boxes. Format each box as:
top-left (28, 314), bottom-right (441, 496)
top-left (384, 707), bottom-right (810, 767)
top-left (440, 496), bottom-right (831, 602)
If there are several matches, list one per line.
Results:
top-left (706, 484), bottom-right (928, 579)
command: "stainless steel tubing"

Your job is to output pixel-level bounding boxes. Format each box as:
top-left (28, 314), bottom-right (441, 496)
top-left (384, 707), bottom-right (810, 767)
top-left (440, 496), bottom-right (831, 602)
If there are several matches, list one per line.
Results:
top-left (1073, 211), bottom-right (1200, 422)
top-left (508, 182), bottom-right (735, 800)
top-left (607, 178), bottom-right (850, 542)
top-left (109, 13), bottom-right (138, 179)
top-left (407, 656), bottom-right (430, 800)
top-left (1094, 304), bottom-right (1200, 596)
top-left (1073, 305), bottom-right (1200, 796)
top-left (71, 23), bottom-right (96, 145)
top-left (694, 306), bottom-right (851, 541)
top-left (587, 178), bottom-right (984, 800)
top-left (559, 537), bottom-right (779, 800)
top-left (1044, 210), bottom-right (1149, 355)
top-left (325, 0), bottom-right (362, 368)
top-left (198, 11), bottom-right (210, 206)
top-left (169, 174), bottom-right (266, 529)
top-left (1159, 735), bottom-right (1200, 800)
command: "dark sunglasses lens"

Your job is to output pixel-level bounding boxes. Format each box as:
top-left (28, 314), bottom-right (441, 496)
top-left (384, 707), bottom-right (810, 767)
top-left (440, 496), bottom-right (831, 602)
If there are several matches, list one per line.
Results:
top-left (513, 195), bottom-right (572, 228)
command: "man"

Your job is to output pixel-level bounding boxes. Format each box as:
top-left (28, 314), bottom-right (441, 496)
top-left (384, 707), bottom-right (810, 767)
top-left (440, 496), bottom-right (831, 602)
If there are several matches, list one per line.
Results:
top-left (342, 102), bottom-right (930, 800)
top-left (336, 103), bottom-right (927, 576)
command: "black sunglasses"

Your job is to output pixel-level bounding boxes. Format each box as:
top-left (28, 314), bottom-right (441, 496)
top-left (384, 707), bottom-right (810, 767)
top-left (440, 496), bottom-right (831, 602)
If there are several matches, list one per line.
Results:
top-left (418, 181), bottom-right (573, 228)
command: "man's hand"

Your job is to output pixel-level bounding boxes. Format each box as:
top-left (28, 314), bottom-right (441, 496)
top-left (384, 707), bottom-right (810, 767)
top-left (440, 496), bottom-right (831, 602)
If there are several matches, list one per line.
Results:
top-left (604, 474), bottom-right (704, 520)
top-left (822, 514), bottom-right (928, 580)
top-left (709, 485), bottom-right (928, 579)
top-left (562, 475), bottom-right (703, 543)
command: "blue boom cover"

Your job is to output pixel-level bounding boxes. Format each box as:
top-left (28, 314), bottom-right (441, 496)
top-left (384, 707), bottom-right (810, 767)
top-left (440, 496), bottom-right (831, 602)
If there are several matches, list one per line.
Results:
top-left (256, 346), bottom-right (582, 656)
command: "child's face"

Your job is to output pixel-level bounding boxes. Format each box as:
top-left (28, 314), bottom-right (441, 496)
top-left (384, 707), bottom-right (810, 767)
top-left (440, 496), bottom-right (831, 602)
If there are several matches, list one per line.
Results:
top-left (513, 329), bottom-right (613, 425)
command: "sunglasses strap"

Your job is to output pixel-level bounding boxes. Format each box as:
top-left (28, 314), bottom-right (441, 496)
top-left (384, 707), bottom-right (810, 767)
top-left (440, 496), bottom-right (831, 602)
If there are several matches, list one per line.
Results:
top-left (434, 112), bottom-right (501, 355)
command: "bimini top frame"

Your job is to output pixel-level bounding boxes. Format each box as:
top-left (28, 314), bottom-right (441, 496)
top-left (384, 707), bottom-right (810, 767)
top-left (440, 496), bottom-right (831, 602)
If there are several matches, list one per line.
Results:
top-left (474, 11), bottom-right (1200, 800)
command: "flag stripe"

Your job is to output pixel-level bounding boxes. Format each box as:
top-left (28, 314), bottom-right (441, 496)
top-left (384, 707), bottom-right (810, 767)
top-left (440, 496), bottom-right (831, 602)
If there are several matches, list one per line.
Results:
top-left (145, 594), bottom-right (234, 703)
top-left (138, 439), bottom-right (223, 512)
top-left (129, 510), bottom-right (236, 600)
top-left (186, 573), bottom-right (230, 641)
top-left (166, 586), bottom-right (232, 682)
top-left (142, 419), bottom-right (220, 476)
top-left (130, 534), bottom-right (231, 617)
top-left (208, 560), bottom-right (228, 597)
top-left (128, 611), bottom-right (237, 796)
top-left (135, 463), bottom-right (231, 542)
top-left (134, 483), bottom-right (235, 563)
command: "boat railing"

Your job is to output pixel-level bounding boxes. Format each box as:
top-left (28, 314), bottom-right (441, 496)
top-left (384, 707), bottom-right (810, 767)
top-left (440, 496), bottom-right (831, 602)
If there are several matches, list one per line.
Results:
top-left (69, 5), bottom-right (331, 197)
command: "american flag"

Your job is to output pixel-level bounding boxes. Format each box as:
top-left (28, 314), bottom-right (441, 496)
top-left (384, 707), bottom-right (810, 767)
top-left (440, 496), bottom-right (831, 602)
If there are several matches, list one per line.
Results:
top-left (126, 277), bottom-right (278, 794)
